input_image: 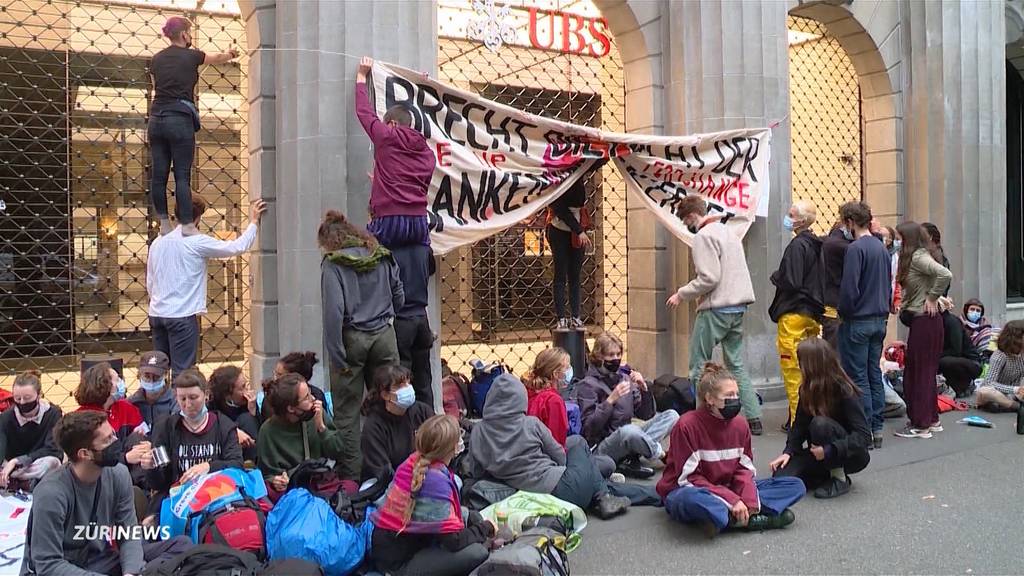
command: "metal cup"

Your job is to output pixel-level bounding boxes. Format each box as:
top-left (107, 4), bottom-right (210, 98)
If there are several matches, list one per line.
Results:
top-left (151, 446), bottom-right (170, 468)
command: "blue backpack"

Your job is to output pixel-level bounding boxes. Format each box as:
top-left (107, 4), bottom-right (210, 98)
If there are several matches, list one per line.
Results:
top-left (469, 360), bottom-right (506, 417)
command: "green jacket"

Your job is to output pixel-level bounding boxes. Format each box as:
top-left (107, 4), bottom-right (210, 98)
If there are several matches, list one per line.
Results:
top-left (257, 415), bottom-right (346, 479)
top-left (899, 248), bottom-right (952, 314)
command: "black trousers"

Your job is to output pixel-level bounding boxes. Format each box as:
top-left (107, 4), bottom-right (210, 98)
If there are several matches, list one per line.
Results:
top-left (775, 415), bottom-right (870, 489)
top-left (821, 316), bottom-right (842, 355)
top-left (148, 112), bottom-right (195, 223)
top-left (149, 315), bottom-right (199, 374)
top-left (547, 226), bottom-right (583, 319)
top-left (938, 356), bottom-right (982, 397)
top-left (394, 315), bottom-right (434, 407)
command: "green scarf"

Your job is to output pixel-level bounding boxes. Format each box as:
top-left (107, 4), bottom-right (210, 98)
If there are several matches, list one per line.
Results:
top-left (324, 238), bottom-right (391, 273)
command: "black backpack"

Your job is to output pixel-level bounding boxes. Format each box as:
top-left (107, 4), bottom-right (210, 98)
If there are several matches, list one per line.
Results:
top-left (651, 374), bottom-right (696, 415)
top-left (142, 544), bottom-right (262, 576)
top-left (331, 472), bottom-right (390, 525)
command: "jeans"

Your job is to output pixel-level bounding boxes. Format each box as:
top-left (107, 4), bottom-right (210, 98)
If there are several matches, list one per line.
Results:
top-left (776, 313), bottom-right (821, 423)
top-left (774, 416), bottom-right (870, 489)
top-left (148, 112), bottom-right (195, 223)
top-left (837, 316), bottom-right (887, 433)
top-left (552, 436), bottom-right (607, 508)
top-left (149, 315), bottom-right (200, 374)
top-left (547, 226), bottom-right (583, 318)
top-left (688, 310), bottom-right (762, 419)
top-left (594, 409), bottom-right (679, 464)
top-left (664, 477), bottom-right (805, 533)
top-left (394, 315), bottom-right (434, 407)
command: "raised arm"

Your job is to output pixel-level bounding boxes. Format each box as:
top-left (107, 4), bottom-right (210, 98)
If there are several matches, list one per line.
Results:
top-left (191, 200), bottom-right (267, 258)
top-left (204, 47), bottom-right (238, 65)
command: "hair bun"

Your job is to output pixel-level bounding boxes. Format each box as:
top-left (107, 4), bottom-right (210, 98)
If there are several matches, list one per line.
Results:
top-left (324, 210), bottom-right (347, 224)
top-left (700, 362), bottom-right (726, 379)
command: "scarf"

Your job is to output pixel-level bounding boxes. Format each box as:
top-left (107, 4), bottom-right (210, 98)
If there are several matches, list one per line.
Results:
top-left (324, 238), bottom-right (391, 273)
top-left (371, 453), bottom-right (464, 535)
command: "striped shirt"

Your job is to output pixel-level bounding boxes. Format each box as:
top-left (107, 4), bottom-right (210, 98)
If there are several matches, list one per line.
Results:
top-left (980, 350), bottom-right (1024, 396)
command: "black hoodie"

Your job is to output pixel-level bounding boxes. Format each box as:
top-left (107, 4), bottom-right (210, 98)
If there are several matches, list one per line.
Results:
top-left (769, 230), bottom-right (825, 322)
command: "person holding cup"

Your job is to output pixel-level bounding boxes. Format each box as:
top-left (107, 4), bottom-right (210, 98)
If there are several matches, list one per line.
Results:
top-left (74, 363), bottom-right (152, 486)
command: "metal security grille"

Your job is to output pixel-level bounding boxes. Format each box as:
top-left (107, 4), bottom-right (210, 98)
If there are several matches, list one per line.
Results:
top-left (437, 0), bottom-right (627, 378)
top-left (788, 15), bottom-right (863, 233)
top-left (0, 0), bottom-right (248, 411)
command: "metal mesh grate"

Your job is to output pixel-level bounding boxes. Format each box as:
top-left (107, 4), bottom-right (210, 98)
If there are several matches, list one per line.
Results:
top-left (0, 0), bottom-right (248, 411)
top-left (437, 0), bottom-right (627, 378)
top-left (788, 15), bottom-right (863, 233)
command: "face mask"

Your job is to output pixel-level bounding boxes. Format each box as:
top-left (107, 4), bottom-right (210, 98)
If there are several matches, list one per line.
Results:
top-left (893, 239), bottom-right (903, 251)
top-left (686, 224), bottom-right (698, 235)
top-left (563, 365), bottom-right (574, 385)
top-left (455, 436), bottom-right (465, 457)
top-left (16, 400), bottom-right (38, 416)
top-left (93, 442), bottom-right (123, 468)
top-left (967, 310), bottom-right (982, 323)
top-left (393, 385), bottom-right (416, 410)
top-left (841, 227), bottom-right (854, 241)
top-left (181, 404), bottom-right (208, 425)
top-left (140, 377), bottom-right (164, 393)
top-left (603, 360), bottom-right (621, 374)
top-left (718, 398), bottom-right (741, 420)
top-left (112, 378), bottom-right (126, 401)
top-left (782, 215), bottom-right (795, 232)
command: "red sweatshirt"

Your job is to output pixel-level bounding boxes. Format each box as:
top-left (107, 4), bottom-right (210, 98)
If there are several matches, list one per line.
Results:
top-left (355, 83), bottom-right (435, 218)
top-left (527, 387), bottom-right (569, 448)
top-left (76, 400), bottom-right (143, 440)
top-left (656, 408), bottom-right (759, 510)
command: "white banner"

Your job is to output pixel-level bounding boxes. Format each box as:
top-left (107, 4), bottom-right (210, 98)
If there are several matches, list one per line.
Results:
top-left (369, 62), bottom-right (771, 254)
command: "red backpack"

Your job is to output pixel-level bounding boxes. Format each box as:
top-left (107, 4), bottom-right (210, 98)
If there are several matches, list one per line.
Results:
top-left (186, 490), bottom-right (270, 560)
top-left (442, 372), bottom-right (471, 420)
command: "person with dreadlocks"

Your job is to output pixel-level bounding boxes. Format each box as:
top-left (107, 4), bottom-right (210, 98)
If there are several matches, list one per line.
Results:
top-left (370, 414), bottom-right (493, 576)
top-left (319, 210), bottom-right (404, 481)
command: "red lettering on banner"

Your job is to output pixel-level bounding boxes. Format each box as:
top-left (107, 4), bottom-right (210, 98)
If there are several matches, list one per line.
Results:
top-left (561, 13), bottom-right (587, 53)
top-left (588, 18), bottom-right (611, 57)
top-left (436, 142), bottom-right (452, 167)
top-left (737, 181), bottom-right (751, 209)
top-left (528, 8), bottom-right (555, 50)
top-left (474, 150), bottom-right (506, 169)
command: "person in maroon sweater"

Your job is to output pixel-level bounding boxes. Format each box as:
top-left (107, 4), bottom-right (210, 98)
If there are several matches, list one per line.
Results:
top-left (355, 56), bottom-right (436, 249)
top-left (657, 363), bottom-right (805, 538)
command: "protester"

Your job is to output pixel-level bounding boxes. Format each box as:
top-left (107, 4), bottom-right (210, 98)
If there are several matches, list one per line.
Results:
top-left (142, 369), bottom-right (242, 522)
top-left (657, 363), bottom-right (804, 537)
top-left (469, 373), bottom-right (631, 519)
top-left (769, 200), bottom-right (824, 426)
top-left (0, 370), bottom-right (62, 490)
top-left (361, 365), bottom-right (434, 482)
top-left (836, 202), bottom-right (890, 449)
top-left (975, 320), bottom-right (1024, 412)
top-left (895, 222), bottom-right (952, 439)
top-left (208, 365), bottom-right (259, 462)
top-left (820, 221), bottom-right (853, 349)
top-left (149, 16), bottom-right (238, 236)
top-left (577, 332), bottom-right (679, 478)
top-left (128, 350), bottom-right (179, 429)
top-left (272, 351), bottom-right (329, 417)
top-left (922, 222), bottom-right (952, 298)
top-left (770, 338), bottom-right (870, 498)
top-left (258, 373), bottom-right (345, 495)
top-left (878, 226), bottom-right (895, 253)
top-left (937, 300), bottom-right (983, 398)
top-left (21, 411), bottom-right (191, 575)
top-left (390, 241), bottom-right (436, 406)
top-left (75, 363), bottom-right (151, 472)
top-left (370, 415), bottom-right (492, 576)
top-left (667, 195), bottom-right (762, 434)
top-left (319, 209), bottom-right (404, 481)
top-left (524, 348), bottom-right (573, 447)
top-left (147, 195), bottom-right (267, 373)
top-left (961, 298), bottom-right (994, 360)
top-left (548, 177), bottom-right (592, 330)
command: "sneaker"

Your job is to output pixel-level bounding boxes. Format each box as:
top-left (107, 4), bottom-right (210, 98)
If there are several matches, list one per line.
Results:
top-left (872, 433), bottom-right (883, 450)
top-left (743, 508), bottom-right (795, 531)
top-left (608, 472), bottom-right (626, 484)
top-left (591, 493), bottom-right (630, 520)
top-left (929, 422), bottom-right (944, 433)
top-left (748, 418), bottom-right (763, 436)
top-left (570, 317), bottom-right (585, 330)
top-left (617, 458), bottom-right (655, 480)
top-left (780, 421), bottom-right (790, 433)
top-left (894, 425), bottom-right (933, 439)
top-left (813, 476), bottom-right (852, 499)
top-left (555, 318), bottom-right (569, 331)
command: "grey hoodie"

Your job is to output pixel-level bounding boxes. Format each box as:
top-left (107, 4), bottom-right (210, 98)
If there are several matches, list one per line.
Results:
top-left (469, 373), bottom-right (566, 494)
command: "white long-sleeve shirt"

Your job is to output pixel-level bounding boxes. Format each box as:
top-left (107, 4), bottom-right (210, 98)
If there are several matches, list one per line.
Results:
top-left (147, 223), bottom-right (258, 318)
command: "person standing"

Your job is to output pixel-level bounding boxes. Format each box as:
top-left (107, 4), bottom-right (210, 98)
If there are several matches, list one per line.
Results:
top-left (147, 195), bottom-right (267, 373)
top-left (548, 178), bottom-right (592, 330)
top-left (390, 244), bottom-right (436, 407)
top-left (835, 202), bottom-right (891, 450)
top-left (667, 196), bottom-right (762, 435)
top-left (894, 222), bottom-right (952, 439)
top-left (769, 200), bottom-right (824, 427)
top-left (820, 222), bottom-right (852, 350)
top-left (149, 17), bottom-right (239, 236)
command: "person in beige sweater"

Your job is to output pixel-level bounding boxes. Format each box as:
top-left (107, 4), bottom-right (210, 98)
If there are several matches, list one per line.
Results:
top-left (667, 196), bottom-right (762, 434)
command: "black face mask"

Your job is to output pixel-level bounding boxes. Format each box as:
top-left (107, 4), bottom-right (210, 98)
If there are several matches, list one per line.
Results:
top-left (603, 360), bottom-right (621, 374)
top-left (718, 398), bottom-right (741, 420)
top-left (93, 442), bottom-right (123, 468)
top-left (15, 400), bottom-right (38, 416)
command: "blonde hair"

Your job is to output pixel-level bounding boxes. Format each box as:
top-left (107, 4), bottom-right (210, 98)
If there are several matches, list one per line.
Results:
top-left (401, 414), bottom-right (461, 529)
top-left (589, 331), bottom-right (623, 364)
top-left (13, 369), bottom-right (42, 394)
top-left (696, 362), bottom-right (736, 408)
top-left (524, 348), bottom-right (570, 391)
top-left (791, 200), bottom-right (817, 227)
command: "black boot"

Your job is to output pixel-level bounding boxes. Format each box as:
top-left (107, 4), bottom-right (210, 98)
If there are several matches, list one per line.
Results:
top-left (591, 493), bottom-right (630, 520)
top-left (616, 457), bottom-right (655, 479)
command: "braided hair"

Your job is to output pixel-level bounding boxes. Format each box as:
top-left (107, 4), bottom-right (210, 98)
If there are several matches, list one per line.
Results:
top-left (400, 414), bottom-right (461, 529)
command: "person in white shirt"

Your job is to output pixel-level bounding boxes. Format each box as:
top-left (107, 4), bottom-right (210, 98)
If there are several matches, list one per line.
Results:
top-left (147, 194), bottom-right (267, 373)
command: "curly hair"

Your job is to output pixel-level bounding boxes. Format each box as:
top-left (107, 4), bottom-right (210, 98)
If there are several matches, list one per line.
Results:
top-left (278, 351), bottom-right (319, 382)
top-left (317, 210), bottom-right (377, 252)
top-left (54, 411), bottom-right (108, 463)
top-left (997, 320), bottom-right (1024, 356)
top-left (208, 365), bottom-right (243, 411)
top-left (75, 363), bottom-right (114, 406)
top-left (267, 373), bottom-right (306, 418)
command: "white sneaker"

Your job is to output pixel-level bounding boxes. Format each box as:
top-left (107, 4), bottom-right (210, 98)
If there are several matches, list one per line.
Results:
top-left (608, 472), bottom-right (626, 484)
top-left (894, 425), bottom-right (933, 439)
top-left (570, 317), bottom-right (584, 330)
top-left (555, 318), bottom-right (569, 331)
top-left (929, 422), bottom-right (944, 433)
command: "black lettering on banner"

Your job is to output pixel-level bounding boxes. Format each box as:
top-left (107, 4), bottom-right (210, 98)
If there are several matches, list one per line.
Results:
top-left (712, 138), bottom-right (740, 177)
top-left (415, 83), bottom-right (445, 140)
top-left (433, 175), bottom-right (464, 225)
top-left (427, 210), bottom-right (444, 233)
top-left (456, 172), bottom-right (487, 223)
top-left (441, 93), bottom-right (468, 146)
top-left (509, 118), bottom-right (537, 155)
top-left (741, 137), bottom-right (760, 182)
top-left (483, 110), bottom-right (513, 152)
top-left (384, 75), bottom-right (422, 133)
top-left (462, 102), bottom-right (490, 151)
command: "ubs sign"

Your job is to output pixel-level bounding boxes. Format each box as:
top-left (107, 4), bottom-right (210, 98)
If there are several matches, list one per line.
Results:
top-left (448, 0), bottom-right (612, 58)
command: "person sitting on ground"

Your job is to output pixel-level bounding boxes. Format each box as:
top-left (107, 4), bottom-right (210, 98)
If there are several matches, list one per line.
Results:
top-left (21, 411), bottom-right (192, 576)
top-left (938, 298), bottom-right (983, 398)
top-left (74, 363), bottom-right (152, 480)
top-left (361, 365), bottom-right (434, 482)
top-left (525, 348), bottom-right (573, 448)
top-left (469, 372), bottom-right (631, 520)
top-left (657, 363), bottom-right (805, 538)
top-left (265, 351), bottom-right (329, 421)
top-left (770, 338), bottom-right (870, 499)
top-left (577, 331), bottom-right (679, 479)
top-left (961, 298), bottom-right (994, 360)
top-left (0, 370), bottom-right (62, 491)
top-left (129, 350), bottom-right (179, 429)
top-left (371, 415), bottom-right (492, 576)
top-left (142, 369), bottom-right (243, 522)
top-left (258, 373), bottom-right (345, 497)
top-left (208, 365), bottom-right (260, 464)
top-left (975, 320), bottom-right (1024, 412)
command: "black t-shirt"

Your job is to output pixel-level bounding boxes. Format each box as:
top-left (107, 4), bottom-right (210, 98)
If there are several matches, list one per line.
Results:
top-left (150, 45), bottom-right (206, 114)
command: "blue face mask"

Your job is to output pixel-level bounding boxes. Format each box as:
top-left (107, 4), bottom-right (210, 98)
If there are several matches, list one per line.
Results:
top-left (893, 239), bottom-right (903, 251)
top-left (140, 377), bottom-right (164, 393)
top-left (181, 404), bottom-right (208, 425)
top-left (782, 215), bottom-right (795, 232)
top-left (966, 310), bottom-right (982, 323)
top-left (112, 378), bottom-right (126, 401)
top-left (394, 385), bottom-right (416, 410)
top-left (563, 365), bottom-right (574, 385)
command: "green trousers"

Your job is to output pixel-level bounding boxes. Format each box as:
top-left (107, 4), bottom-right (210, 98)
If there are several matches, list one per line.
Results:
top-left (687, 309), bottom-right (762, 419)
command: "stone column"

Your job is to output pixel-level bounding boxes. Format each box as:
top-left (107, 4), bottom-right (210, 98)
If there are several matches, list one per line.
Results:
top-left (664, 0), bottom-right (792, 396)
top-left (901, 0), bottom-right (1007, 322)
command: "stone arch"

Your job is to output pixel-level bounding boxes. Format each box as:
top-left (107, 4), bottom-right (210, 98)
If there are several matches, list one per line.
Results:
top-left (788, 0), bottom-right (903, 226)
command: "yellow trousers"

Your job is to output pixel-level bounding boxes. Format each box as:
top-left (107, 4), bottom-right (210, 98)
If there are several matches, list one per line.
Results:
top-left (777, 313), bottom-right (822, 423)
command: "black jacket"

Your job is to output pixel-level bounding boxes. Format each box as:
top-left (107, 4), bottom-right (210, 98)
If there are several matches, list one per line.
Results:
top-left (820, 228), bottom-right (852, 308)
top-left (769, 230), bottom-right (825, 322)
top-left (549, 179), bottom-right (586, 234)
top-left (360, 402), bottom-right (434, 482)
top-left (784, 393), bottom-right (870, 463)
top-left (146, 411), bottom-right (242, 496)
top-left (941, 312), bottom-right (982, 363)
top-left (370, 509), bottom-right (494, 573)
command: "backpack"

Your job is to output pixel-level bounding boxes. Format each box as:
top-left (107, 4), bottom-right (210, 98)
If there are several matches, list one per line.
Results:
top-left (185, 489), bottom-right (268, 560)
top-left (141, 544), bottom-right (262, 576)
top-left (462, 478), bottom-right (517, 512)
top-left (469, 361), bottom-right (506, 417)
top-left (288, 458), bottom-right (346, 501)
top-left (565, 402), bottom-right (582, 437)
top-left (331, 473), bottom-right (390, 525)
top-left (0, 389), bottom-right (12, 413)
top-left (261, 559), bottom-right (325, 576)
top-left (160, 468), bottom-right (270, 543)
top-left (651, 374), bottom-right (696, 415)
top-left (442, 372), bottom-right (472, 419)
top-left (471, 526), bottom-right (570, 576)
top-left (265, 488), bottom-right (372, 576)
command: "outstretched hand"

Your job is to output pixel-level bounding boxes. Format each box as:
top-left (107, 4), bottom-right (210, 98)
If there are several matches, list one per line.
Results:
top-left (357, 56), bottom-right (373, 83)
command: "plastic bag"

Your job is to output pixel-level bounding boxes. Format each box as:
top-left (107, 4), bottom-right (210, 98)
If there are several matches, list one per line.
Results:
top-left (265, 488), bottom-right (372, 576)
top-left (480, 492), bottom-right (586, 551)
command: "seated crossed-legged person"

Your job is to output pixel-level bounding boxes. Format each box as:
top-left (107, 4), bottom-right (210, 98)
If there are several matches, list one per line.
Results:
top-left (657, 363), bottom-right (805, 538)
top-left (578, 331), bottom-right (679, 479)
top-left (975, 320), bottom-right (1024, 413)
top-left (0, 370), bottom-right (62, 491)
top-left (770, 338), bottom-right (871, 499)
top-left (129, 351), bottom-right (179, 431)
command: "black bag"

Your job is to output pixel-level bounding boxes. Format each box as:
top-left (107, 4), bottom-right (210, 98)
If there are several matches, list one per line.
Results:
top-left (261, 558), bottom-right (324, 576)
top-left (141, 544), bottom-right (262, 576)
top-left (651, 374), bottom-right (696, 415)
top-left (332, 472), bottom-right (390, 525)
top-left (471, 527), bottom-right (569, 576)
top-left (288, 457), bottom-right (345, 500)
